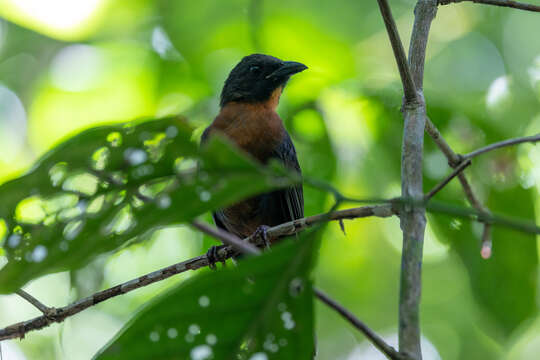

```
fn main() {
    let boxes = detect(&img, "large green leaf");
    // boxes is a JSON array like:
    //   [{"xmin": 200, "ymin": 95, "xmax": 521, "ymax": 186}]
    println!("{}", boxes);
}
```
[
  {"xmin": 94, "ymin": 231, "xmax": 317, "ymax": 360},
  {"xmin": 0, "ymin": 117, "xmax": 296, "ymax": 293}
]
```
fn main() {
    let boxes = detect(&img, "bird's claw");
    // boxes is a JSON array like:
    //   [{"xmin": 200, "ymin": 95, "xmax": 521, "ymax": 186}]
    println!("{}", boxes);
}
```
[
  {"xmin": 206, "ymin": 245, "xmax": 227, "ymax": 269},
  {"xmin": 254, "ymin": 225, "xmax": 271, "ymax": 250}
]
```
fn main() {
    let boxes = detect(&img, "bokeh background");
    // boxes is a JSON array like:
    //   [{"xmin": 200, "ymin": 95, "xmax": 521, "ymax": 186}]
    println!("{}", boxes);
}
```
[{"xmin": 1, "ymin": 0, "xmax": 540, "ymax": 359}]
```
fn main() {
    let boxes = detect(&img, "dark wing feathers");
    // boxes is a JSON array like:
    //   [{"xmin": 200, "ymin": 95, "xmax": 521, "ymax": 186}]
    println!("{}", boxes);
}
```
[{"xmin": 271, "ymin": 132, "xmax": 304, "ymax": 222}]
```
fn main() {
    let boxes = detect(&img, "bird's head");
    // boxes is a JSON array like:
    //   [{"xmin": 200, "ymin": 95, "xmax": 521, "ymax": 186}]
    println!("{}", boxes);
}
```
[{"xmin": 220, "ymin": 54, "xmax": 307, "ymax": 108}]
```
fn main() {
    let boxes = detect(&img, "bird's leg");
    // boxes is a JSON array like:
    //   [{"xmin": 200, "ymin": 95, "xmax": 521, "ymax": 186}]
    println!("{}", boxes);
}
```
[
  {"xmin": 205, "ymin": 245, "xmax": 228, "ymax": 269},
  {"xmin": 253, "ymin": 225, "xmax": 271, "ymax": 250}
]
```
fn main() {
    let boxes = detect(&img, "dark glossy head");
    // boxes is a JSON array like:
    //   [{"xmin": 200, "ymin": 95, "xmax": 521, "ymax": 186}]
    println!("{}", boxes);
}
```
[{"xmin": 220, "ymin": 54, "xmax": 307, "ymax": 107}]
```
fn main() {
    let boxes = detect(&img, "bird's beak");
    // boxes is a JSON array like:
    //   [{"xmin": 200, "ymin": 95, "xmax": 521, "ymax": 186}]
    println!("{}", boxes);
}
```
[{"xmin": 266, "ymin": 61, "xmax": 308, "ymax": 79}]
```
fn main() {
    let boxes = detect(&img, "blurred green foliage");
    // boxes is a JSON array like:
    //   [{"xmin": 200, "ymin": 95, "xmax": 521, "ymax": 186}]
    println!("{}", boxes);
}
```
[{"xmin": 0, "ymin": 0, "xmax": 539, "ymax": 359}]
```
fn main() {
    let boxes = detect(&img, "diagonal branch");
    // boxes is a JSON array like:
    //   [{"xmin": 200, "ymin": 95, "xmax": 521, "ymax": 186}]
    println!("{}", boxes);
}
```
[
  {"xmin": 463, "ymin": 134, "xmax": 540, "ymax": 160},
  {"xmin": 439, "ymin": 0, "xmax": 540, "ymax": 12},
  {"xmin": 194, "ymin": 213, "xmax": 406, "ymax": 360},
  {"xmin": 424, "ymin": 118, "xmax": 492, "ymax": 256},
  {"xmin": 376, "ymin": 0, "xmax": 436, "ymax": 358},
  {"xmin": 314, "ymin": 288, "xmax": 406, "ymax": 360},
  {"xmin": 425, "ymin": 159, "xmax": 471, "ymax": 200},
  {"xmin": 376, "ymin": 0, "xmax": 419, "ymax": 104},
  {"xmin": 2, "ymin": 197, "xmax": 539, "ymax": 341},
  {"xmin": 15, "ymin": 290, "xmax": 53, "ymax": 316},
  {"xmin": 0, "ymin": 204, "xmax": 396, "ymax": 341}
]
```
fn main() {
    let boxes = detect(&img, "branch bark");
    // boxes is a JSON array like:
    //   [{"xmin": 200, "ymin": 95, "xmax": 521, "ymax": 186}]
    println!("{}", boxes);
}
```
[
  {"xmin": 463, "ymin": 133, "xmax": 540, "ymax": 160},
  {"xmin": 2, "ymin": 196, "xmax": 539, "ymax": 341},
  {"xmin": 376, "ymin": 0, "xmax": 438, "ymax": 358},
  {"xmin": 424, "ymin": 159, "xmax": 471, "ymax": 200},
  {"xmin": 15, "ymin": 290, "xmax": 53, "ymax": 316},
  {"xmin": 424, "ymin": 117, "xmax": 492, "ymax": 255},
  {"xmin": 439, "ymin": 0, "xmax": 540, "ymax": 12},
  {"xmin": 0, "ymin": 204, "xmax": 396, "ymax": 341},
  {"xmin": 314, "ymin": 288, "xmax": 406, "ymax": 360}
]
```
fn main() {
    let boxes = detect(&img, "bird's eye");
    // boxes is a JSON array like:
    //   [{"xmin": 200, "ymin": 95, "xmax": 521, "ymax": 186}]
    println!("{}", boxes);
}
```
[{"xmin": 249, "ymin": 65, "xmax": 261, "ymax": 73}]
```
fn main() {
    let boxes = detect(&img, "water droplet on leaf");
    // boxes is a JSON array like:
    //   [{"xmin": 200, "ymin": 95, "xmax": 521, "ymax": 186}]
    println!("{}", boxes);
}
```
[
  {"xmin": 289, "ymin": 277, "xmax": 304, "ymax": 297},
  {"xmin": 149, "ymin": 331, "xmax": 160, "ymax": 342},
  {"xmin": 157, "ymin": 195, "xmax": 172, "ymax": 209},
  {"xmin": 190, "ymin": 344, "xmax": 212, "ymax": 360},
  {"xmin": 199, "ymin": 191, "xmax": 211, "ymax": 202},
  {"xmin": 7, "ymin": 234, "xmax": 21, "ymax": 248},
  {"xmin": 249, "ymin": 352, "xmax": 268, "ymax": 360},
  {"xmin": 166, "ymin": 125, "xmax": 178, "ymax": 138},
  {"xmin": 167, "ymin": 328, "xmax": 178, "ymax": 339},
  {"xmin": 188, "ymin": 324, "xmax": 200, "ymax": 335},
  {"xmin": 206, "ymin": 334, "xmax": 217, "ymax": 345},
  {"xmin": 198, "ymin": 295, "xmax": 210, "ymax": 307},
  {"xmin": 124, "ymin": 148, "xmax": 148, "ymax": 166},
  {"xmin": 30, "ymin": 245, "xmax": 47, "ymax": 262}
]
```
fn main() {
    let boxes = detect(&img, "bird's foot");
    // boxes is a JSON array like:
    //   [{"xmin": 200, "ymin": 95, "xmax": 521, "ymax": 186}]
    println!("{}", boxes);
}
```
[
  {"xmin": 206, "ymin": 245, "xmax": 228, "ymax": 269},
  {"xmin": 253, "ymin": 225, "xmax": 271, "ymax": 250}
]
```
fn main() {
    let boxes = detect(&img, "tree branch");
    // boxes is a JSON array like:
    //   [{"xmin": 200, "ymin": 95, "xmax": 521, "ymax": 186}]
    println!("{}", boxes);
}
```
[
  {"xmin": 15, "ymin": 290, "xmax": 53, "ymax": 316},
  {"xmin": 424, "ymin": 117, "xmax": 492, "ymax": 256},
  {"xmin": 439, "ymin": 0, "xmax": 540, "ymax": 12},
  {"xmin": 376, "ymin": 0, "xmax": 419, "ymax": 104},
  {"xmin": 314, "ymin": 288, "xmax": 406, "ymax": 360},
  {"xmin": 425, "ymin": 159, "xmax": 471, "ymax": 200},
  {"xmin": 191, "ymin": 220, "xmax": 260, "ymax": 255},
  {"xmin": 463, "ymin": 134, "xmax": 540, "ymax": 160},
  {"xmin": 194, "ymin": 211, "xmax": 407, "ymax": 360},
  {"xmin": 0, "ymin": 204, "xmax": 396, "ymax": 341},
  {"xmin": 2, "ymin": 195, "xmax": 539, "ymax": 341},
  {"xmin": 481, "ymin": 223, "xmax": 492, "ymax": 259},
  {"xmin": 376, "ymin": 0, "xmax": 437, "ymax": 358}
]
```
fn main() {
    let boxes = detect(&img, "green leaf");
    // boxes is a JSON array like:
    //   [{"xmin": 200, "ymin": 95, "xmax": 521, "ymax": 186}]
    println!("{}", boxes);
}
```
[
  {"xmin": 0, "ymin": 117, "xmax": 295, "ymax": 293},
  {"xmin": 94, "ymin": 232, "xmax": 317, "ymax": 360}
]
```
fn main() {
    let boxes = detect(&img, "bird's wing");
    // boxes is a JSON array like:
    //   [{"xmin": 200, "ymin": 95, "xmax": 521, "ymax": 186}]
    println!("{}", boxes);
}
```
[{"xmin": 271, "ymin": 132, "xmax": 304, "ymax": 221}]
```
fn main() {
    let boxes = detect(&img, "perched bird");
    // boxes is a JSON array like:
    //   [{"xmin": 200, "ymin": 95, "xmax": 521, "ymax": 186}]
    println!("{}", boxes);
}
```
[{"xmin": 201, "ymin": 54, "xmax": 306, "ymax": 260}]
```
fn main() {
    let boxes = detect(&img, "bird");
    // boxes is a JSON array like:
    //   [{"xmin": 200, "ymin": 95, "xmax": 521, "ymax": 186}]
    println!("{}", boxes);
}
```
[{"xmin": 201, "ymin": 53, "xmax": 307, "ymax": 262}]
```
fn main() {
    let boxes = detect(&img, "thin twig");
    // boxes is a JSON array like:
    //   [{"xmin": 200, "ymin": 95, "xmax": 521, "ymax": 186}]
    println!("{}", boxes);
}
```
[
  {"xmin": 0, "ymin": 205, "xmax": 396, "ymax": 341},
  {"xmin": 191, "ymin": 220, "xmax": 260, "ymax": 255},
  {"xmin": 424, "ymin": 200, "xmax": 540, "ymax": 234},
  {"xmin": 314, "ymin": 288, "xmax": 406, "ymax": 360},
  {"xmin": 3, "ymin": 199, "xmax": 539, "ymax": 341},
  {"xmin": 15, "ymin": 290, "xmax": 53, "ymax": 316},
  {"xmin": 424, "ymin": 117, "xmax": 492, "ymax": 255},
  {"xmin": 463, "ymin": 134, "xmax": 540, "ymax": 160},
  {"xmin": 439, "ymin": 0, "xmax": 540, "ymax": 12},
  {"xmin": 424, "ymin": 159, "xmax": 471, "ymax": 200},
  {"xmin": 194, "ymin": 216, "xmax": 406, "ymax": 360},
  {"xmin": 481, "ymin": 224, "xmax": 492, "ymax": 259},
  {"xmin": 375, "ymin": 0, "xmax": 419, "ymax": 104}
]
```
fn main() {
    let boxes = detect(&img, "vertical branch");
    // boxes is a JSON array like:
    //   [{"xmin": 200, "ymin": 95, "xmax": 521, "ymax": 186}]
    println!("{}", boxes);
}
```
[
  {"xmin": 400, "ymin": 2, "xmax": 437, "ymax": 359},
  {"xmin": 377, "ymin": 0, "xmax": 437, "ymax": 358},
  {"xmin": 398, "ymin": 104, "xmax": 427, "ymax": 360}
]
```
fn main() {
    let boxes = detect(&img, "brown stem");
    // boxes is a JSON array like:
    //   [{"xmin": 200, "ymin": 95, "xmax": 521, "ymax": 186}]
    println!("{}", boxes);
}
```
[
  {"xmin": 463, "ymin": 134, "xmax": 540, "ymax": 160},
  {"xmin": 314, "ymin": 288, "xmax": 407, "ymax": 360},
  {"xmin": 0, "ymin": 204, "xmax": 396, "ymax": 341},
  {"xmin": 425, "ymin": 160, "xmax": 471, "ymax": 200}
]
